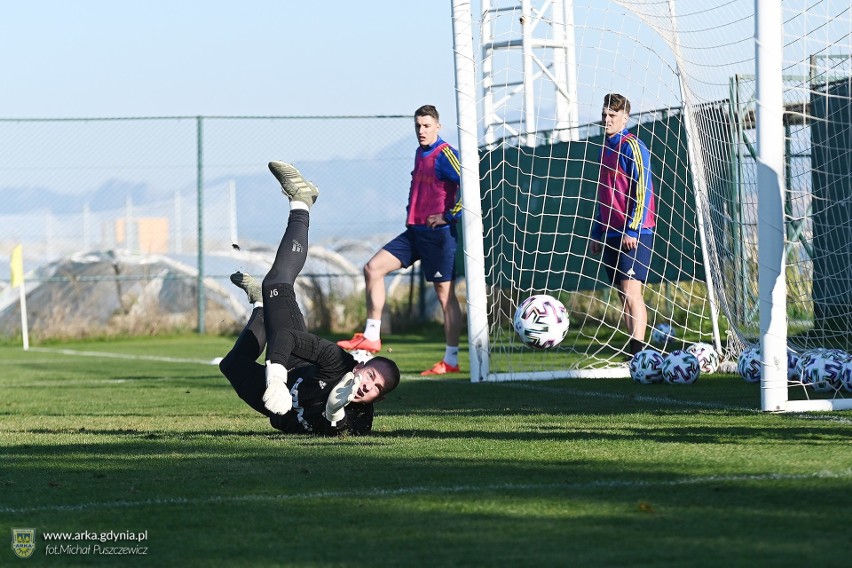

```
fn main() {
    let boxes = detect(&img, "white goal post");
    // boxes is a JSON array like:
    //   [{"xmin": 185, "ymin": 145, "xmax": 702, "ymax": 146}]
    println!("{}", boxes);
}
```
[{"xmin": 452, "ymin": 0, "xmax": 852, "ymax": 411}]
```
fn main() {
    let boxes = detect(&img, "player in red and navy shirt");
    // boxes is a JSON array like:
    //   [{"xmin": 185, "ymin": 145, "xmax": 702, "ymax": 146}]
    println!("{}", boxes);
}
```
[
  {"xmin": 590, "ymin": 93, "xmax": 656, "ymax": 356},
  {"xmin": 338, "ymin": 105, "xmax": 464, "ymax": 376}
]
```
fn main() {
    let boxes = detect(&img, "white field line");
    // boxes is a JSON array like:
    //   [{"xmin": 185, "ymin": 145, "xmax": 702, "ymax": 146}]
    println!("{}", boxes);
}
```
[
  {"xmin": 2, "ymin": 469, "xmax": 850, "ymax": 515},
  {"xmin": 26, "ymin": 346, "xmax": 219, "ymax": 366},
  {"xmin": 7, "ymin": 351, "xmax": 851, "ymax": 423},
  {"xmin": 497, "ymin": 381, "xmax": 757, "ymax": 411}
]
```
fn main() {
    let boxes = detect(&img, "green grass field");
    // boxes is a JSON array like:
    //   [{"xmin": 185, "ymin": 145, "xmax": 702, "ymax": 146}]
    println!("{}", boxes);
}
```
[{"xmin": 2, "ymin": 333, "xmax": 851, "ymax": 567}]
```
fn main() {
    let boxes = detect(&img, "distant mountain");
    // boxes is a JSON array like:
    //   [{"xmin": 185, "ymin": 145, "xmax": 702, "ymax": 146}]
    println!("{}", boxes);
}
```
[
  {"xmin": 0, "ymin": 154, "xmax": 416, "ymax": 246},
  {"xmin": 2, "ymin": 179, "xmax": 156, "ymax": 214}
]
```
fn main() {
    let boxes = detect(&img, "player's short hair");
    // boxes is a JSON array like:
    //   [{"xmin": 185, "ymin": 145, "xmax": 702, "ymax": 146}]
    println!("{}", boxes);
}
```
[
  {"xmin": 415, "ymin": 105, "xmax": 440, "ymax": 122},
  {"xmin": 368, "ymin": 356, "xmax": 401, "ymax": 397},
  {"xmin": 603, "ymin": 93, "xmax": 631, "ymax": 114}
]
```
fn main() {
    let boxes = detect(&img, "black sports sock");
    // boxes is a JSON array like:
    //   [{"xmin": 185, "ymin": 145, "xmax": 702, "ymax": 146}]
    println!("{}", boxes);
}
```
[{"xmin": 630, "ymin": 338, "xmax": 644, "ymax": 355}]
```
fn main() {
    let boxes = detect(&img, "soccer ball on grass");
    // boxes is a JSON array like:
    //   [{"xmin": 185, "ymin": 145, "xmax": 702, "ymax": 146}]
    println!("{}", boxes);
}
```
[
  {"xmin": 737, "ymin": 347, "xmax": 761, "ymax": 383},
  {"xmin": 786, "ymin": 350, "xmax": 800, "ymax": 381},
  {"xmin": 513, "ymin": 294, "xmax": 570, "ymax": 349},
  {"xmin": 662, "ymin": 349, "xmax": 700, "ymax": 385},
  {"xmin": 629, "ymin": 349, "xmax": 665, "ymax": 385},
  {"xmin": 800, "ymin": 350, "xmax": 845, "ymax": 392},
  {"xmin": 686, "ymin": 342, "xmax": 719, "ymax": 374},
  {"xmin": 650, "ymin": 323, "xmax": 676, "ymax": 347},
  {"xmin": 839, "ymin": 358, "xmax": 852, "ymax": 393}
]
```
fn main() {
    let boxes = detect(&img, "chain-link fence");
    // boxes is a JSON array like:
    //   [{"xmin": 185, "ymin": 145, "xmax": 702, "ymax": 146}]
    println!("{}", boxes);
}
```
[{"xmin": 0, "ymin": 115, "xmax": 442, "ymax": 339}]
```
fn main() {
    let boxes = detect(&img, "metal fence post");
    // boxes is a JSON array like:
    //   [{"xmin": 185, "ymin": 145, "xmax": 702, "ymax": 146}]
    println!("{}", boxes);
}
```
[{"xmin": 196, "ymin": 115, "xmax": 205, "ymax": 333}]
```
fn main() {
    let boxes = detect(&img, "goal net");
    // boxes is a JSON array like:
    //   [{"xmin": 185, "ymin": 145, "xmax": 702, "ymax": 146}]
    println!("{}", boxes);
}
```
[{"xmin": 452, "ymin": 0, "xmax": 852, "ymax": 404}]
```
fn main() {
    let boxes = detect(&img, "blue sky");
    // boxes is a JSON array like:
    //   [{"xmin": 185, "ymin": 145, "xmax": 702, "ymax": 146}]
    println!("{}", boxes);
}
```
[
  {"xmin": 1, "ymin": 0, "xmax": 460, "ymax": 120},
  {"xmin": 1, "ymin": 1, "xmax": 475, "ymax": 253},
  {"xmin": 4, "ymin": 2, "xmax": 844, "ymax": 123}
]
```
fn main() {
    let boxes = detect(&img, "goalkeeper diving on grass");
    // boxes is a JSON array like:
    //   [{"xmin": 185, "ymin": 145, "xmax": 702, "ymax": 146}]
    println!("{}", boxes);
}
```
[{"xmin": 219, "ymin": 161, "xmax": 401, "ymax": 435}]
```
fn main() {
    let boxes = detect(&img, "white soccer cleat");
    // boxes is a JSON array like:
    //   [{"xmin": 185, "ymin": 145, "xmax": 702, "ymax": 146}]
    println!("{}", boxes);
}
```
[
  {"xmin": 263, "ymin": 361, "xmax": 293, "ymax": 415},
  {"xmin": 268, "ymin": 161, "xmax": 319, "ymax": 208}
]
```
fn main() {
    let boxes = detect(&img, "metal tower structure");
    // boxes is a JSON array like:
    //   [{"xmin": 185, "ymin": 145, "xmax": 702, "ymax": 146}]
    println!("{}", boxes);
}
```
[{"xmin": 481, "ymin": 0, "xmax": 580, "ymax": 147}]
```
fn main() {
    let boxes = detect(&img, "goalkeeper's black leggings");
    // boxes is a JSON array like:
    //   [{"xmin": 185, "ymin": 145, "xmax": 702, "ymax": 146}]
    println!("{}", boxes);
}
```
[
  {"xmin": 262, "ymin": 209, "xmax": 309, "ymax": 336},
  {"xmin": 219, "ymin": 209, "xmax": 310, "ymax": 415}
]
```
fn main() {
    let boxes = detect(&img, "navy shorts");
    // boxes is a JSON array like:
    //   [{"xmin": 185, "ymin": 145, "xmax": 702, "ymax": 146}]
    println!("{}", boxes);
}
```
[
  {"xmin": 383, "ymin": 225, "xmax": 458, "ymax": 283},
  {"xmin": 602, "ymin": 232, "xmax": 654, "ymax": 284}
]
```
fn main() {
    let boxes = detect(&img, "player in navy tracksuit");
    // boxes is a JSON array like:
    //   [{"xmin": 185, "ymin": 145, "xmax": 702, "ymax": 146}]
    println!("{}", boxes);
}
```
[
  {"xmin": 219, "ymin": 162, "xmax": 400, "ymax": 435},
  {"xmin": 590, "ymin": 93, "xmax": 656, "ymax": 356},
  {"xmin": 337, "ymin": 104, "xmax": 464, "ymax": 376}
]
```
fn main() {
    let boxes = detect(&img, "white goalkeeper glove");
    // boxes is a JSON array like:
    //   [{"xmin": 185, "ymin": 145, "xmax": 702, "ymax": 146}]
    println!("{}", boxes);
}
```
[
  {"xmin": 263, "ymin": 361, "xmax": 293, "ymax": 415},
  {"xmin": 324, "ymin": 372, "xmax": 361, "ymax": 426}
]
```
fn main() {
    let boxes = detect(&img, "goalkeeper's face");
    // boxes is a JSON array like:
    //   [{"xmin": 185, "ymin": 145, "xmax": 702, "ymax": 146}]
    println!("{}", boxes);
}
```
[{"xmin": 351, "ymin": 363, "xmax": 392, "ymax": 404}]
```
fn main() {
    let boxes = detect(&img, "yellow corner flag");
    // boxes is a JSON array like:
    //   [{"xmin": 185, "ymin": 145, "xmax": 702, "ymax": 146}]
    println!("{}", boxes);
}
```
[{"xmin": 10, "ymin": 244, "xmax": 24, "ymax": 287}]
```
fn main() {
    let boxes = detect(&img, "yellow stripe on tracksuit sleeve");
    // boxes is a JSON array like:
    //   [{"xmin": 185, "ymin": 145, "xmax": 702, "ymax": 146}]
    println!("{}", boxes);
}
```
[
  {"xmin": 442, "ymin": 146, "xmax": 463, "ymax": 217},
  {"xmin": 625, "ymin": 137, "xmax": 647, "ymax": 232},
  {"xmin": 442, "ymin": 146, "xmax": 461, "ymax": 175}
]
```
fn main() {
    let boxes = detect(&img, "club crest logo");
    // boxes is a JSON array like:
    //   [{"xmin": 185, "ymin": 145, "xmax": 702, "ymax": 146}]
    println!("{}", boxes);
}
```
[{"xmin": 11, "ymin": 528, "xmax": 36, "ymax": 559}]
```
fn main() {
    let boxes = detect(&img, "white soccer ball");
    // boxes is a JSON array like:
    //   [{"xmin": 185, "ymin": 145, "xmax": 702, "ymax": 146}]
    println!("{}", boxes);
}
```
[
  {"xmin": 737, "ymin": 347, "xmax": 761, "ymax": 384},
  {"xmin": 513, "ymin": 294, "xmax": 570, "ymax": 349},
  {"xmin": 794, "ymin": 349, "xmax": 817, "ymax": 381},
  {"xmin": 826, "ymin": 350, "xmax": 852, "ymax": 368},
  {"xmin": 839, "ymin": 358, "xmax": 852, "ymax": 393},
  {"xmin": 662, "ymin": 349, "xmax": 700, "ymax": 385},
  {"xmin": 686, "ymin": 342, "xmax": 719, "ymax": 374},
  {"xmin": 801, "ymin": 351, "xmax": 845, "ymax": 392},
  {"xmin": 629, "ymin": 349, "xmax": 665, "ymax": 385},
  {"xmin": 786, "ymin": 350, "xmax": 801, "ymax": 381},
  {"xmin": 795, "ymin": 349, "xmax": 828, "ymax": 385},
  {"xmin": 650, "ymin": 323, "xmax": 676, "ymax": 347}
]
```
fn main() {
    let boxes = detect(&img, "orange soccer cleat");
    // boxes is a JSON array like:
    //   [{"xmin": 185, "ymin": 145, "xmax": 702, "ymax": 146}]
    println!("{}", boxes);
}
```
[
  {"xmin": 420, "ymin": 361, "xmax": 461, "ymax": 376},
  {"xmin": 336, "ymin": 333, "xmax": 382, "ymax": 353}
]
